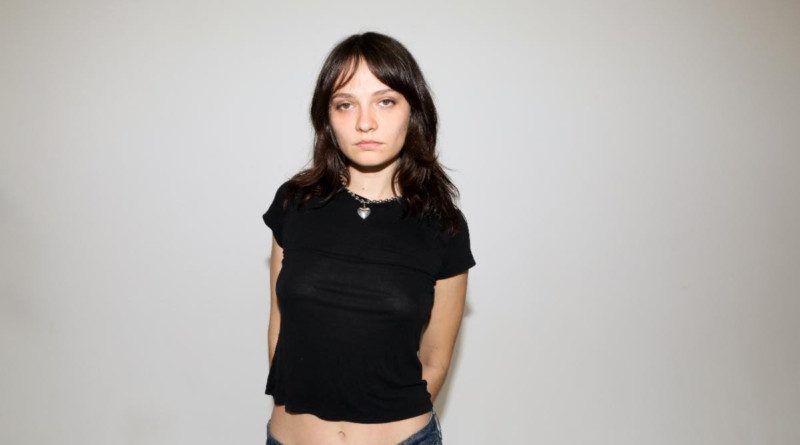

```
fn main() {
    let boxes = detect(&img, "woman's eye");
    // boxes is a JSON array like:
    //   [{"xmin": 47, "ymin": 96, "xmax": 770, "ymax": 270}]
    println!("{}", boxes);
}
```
[
  {"xmin": 379, "ymin": 99, "xmax": 396, "ymax": 107},
  {"xmin": 334, "ymin": 102, "xmax": 352, "ymax": 111}
]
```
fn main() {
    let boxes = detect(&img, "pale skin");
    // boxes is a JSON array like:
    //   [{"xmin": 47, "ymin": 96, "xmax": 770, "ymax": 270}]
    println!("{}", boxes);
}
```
[{"xmin": 267, "ymin": 58, "xmax": 469, "ymax": 445}]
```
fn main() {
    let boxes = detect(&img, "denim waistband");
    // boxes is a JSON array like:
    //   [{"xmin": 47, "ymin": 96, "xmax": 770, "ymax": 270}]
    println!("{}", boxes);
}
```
[{"xmin": 267, "ymin": 407, "xmax": 442, "ymax": 445}]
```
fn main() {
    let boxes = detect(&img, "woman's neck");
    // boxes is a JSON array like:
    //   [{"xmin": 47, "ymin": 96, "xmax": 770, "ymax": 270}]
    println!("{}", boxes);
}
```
[{"xmin": 344, "ymin": 166, "xmax": 402, "ymax": 200}]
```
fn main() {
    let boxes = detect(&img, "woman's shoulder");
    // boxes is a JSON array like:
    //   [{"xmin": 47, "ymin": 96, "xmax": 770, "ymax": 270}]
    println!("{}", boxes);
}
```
[
  {"xmin": 272, "ymin": 178, "xmax": 341, "ymax": 214},
  {"xmin": 415, "ymin": 205, "xmax": 471, "ymax": 238},
  {"xmin": 271, "ymin": 179, "xmax": 305, "ymax": 208}
]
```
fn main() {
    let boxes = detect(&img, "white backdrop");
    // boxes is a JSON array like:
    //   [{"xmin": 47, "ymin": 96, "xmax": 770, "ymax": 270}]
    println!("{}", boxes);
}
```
[{"xmin": 2, "ymin": 1, "xmax": 798, "ymax": 444}]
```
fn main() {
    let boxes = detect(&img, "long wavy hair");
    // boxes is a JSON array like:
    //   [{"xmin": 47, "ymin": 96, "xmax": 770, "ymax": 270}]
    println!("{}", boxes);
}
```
[{"xmin": 280, "ymin": 31, "xmax": 465, "ymax": 235}]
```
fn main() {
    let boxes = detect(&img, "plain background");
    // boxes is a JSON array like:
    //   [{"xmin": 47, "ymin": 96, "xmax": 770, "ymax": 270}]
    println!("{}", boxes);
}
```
[{"xmin": 2, "ymin": 1, "xmax": 798, "ymax": 444}]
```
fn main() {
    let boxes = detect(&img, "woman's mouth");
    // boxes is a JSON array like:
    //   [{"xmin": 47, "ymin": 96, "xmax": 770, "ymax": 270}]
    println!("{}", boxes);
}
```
[{"xmin": 356, "ymin": 140, "xmax": 382, "ymax": 149}]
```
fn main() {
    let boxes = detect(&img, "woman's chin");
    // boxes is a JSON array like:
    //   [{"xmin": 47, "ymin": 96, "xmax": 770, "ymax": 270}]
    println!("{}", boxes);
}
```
[{"xmin": 346, "ymin": 153, "xmax": 401, "ymax": 170}]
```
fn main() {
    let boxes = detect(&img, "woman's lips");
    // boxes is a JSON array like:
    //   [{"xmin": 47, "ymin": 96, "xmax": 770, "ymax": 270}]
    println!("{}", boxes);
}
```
[{"xmin": 356, "ymin": 141, "xmax": 382, "ymax": 149}]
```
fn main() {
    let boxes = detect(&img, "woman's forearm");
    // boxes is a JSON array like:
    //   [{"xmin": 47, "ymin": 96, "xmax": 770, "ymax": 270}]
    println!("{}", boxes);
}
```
[{"xmin": 422, "ymin": 364, "xmax": 448, "ymax": 402}]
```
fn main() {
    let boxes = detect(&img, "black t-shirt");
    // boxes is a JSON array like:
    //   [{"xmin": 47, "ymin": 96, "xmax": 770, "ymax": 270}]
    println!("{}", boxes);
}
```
[{"xmin": 262, "ymin": 180, "xmax": 476, "ymax": 423}]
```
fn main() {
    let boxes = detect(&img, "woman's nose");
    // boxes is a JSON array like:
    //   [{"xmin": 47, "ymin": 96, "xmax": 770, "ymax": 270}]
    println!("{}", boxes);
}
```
[{"xmin": 356, "ymin": 108, "xmax": 377, "ymax": 132}]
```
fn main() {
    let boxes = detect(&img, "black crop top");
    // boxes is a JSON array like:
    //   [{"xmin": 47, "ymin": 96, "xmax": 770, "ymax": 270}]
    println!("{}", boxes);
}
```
[{"xmin": 262, "ymin": 180, "xmax": 476, "ymax": 423}]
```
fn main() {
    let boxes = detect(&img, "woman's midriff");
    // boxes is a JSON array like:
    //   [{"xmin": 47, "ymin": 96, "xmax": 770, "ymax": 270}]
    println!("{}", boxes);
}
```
[{"xmin": 269, "ymin": 404, "xmax": 432, "ymax": 445}]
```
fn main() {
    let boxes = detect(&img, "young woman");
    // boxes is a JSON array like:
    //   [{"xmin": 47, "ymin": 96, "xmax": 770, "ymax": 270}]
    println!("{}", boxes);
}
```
[{"xmin": 262, "ymin": 32, "xmax": 476, "ymax": 445}]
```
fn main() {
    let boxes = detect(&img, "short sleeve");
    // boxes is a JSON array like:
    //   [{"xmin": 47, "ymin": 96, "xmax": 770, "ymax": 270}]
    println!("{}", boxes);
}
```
[
  {"xmin": 435, "ymin": 209, "xmax": 477, "ymax": 280},
  {"xmin": 262, "ymin": 181, "xmax": 290, "ymax": 248}
]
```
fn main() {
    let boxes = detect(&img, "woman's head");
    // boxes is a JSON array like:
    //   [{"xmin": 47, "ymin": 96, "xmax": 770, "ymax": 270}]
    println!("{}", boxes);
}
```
[
  {"xmin": 310, "ymin": 32, "xmax": 438, "ymax": 180},
  {"xmin": 285, "ymin": 31, "xmax": 464, "ymax": 234}
]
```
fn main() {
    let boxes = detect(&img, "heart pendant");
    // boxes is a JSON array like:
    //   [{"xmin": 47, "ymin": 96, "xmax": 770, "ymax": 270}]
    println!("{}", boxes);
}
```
[{"xmin": 357, "ymin": 207, "xmax": 371, "ymax": 219}]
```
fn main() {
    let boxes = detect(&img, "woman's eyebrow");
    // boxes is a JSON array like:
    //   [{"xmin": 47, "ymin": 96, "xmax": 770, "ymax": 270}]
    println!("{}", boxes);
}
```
[{"xmin": 331, "ymin": 88, "xmax": 395, "ymax": 100}]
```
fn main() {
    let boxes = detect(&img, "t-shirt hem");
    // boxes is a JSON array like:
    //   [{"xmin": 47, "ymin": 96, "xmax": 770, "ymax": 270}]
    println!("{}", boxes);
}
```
[{"xmin": 268, "ymin": 397, "xmax": 433, "ymax": 424}]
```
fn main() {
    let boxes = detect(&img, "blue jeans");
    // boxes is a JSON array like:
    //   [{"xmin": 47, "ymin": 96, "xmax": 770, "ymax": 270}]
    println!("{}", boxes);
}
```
[{"xmin": 267, "ymin": 408, "xmax": 443, "ymax": 445}]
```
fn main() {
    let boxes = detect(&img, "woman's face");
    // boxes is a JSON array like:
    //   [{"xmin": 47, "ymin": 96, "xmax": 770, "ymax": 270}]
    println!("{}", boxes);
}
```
[{"xmin": 329, "ymin": 59, "xmax": 411, "ymax": 171}]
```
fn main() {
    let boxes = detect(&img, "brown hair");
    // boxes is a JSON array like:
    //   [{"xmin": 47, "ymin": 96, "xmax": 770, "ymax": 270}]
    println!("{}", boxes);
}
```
[{"xmin": 280, "ymin": 31, "xmax": 466, "ymax": 235}]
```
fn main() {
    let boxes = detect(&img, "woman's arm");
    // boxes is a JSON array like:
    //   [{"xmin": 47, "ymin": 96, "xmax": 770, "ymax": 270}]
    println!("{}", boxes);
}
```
[
  {"xmin": 267, "ymin": 236, "xmax": 283, "ymax": 366},
  {"xmin": 418, "ymin": 271, "xmax": 469, "ymax": 402}
]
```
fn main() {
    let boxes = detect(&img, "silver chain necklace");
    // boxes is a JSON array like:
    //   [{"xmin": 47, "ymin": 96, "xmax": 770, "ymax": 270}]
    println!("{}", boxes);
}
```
[{"xmin": 339, "ymin": 177, "xmax": 402, "ymax": 219}]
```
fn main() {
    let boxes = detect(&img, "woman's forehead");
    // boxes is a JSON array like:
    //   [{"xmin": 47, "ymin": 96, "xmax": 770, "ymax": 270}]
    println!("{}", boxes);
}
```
[{"xmin": 333, "ymin": 59, "xmax": 386, "ymax": 93}]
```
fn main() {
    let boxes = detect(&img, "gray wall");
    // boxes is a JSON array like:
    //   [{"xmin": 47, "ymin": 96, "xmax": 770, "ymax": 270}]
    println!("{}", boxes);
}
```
[{"xmin": 1, "ymin": 1, "xmax": 798, "ymax": 443}]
